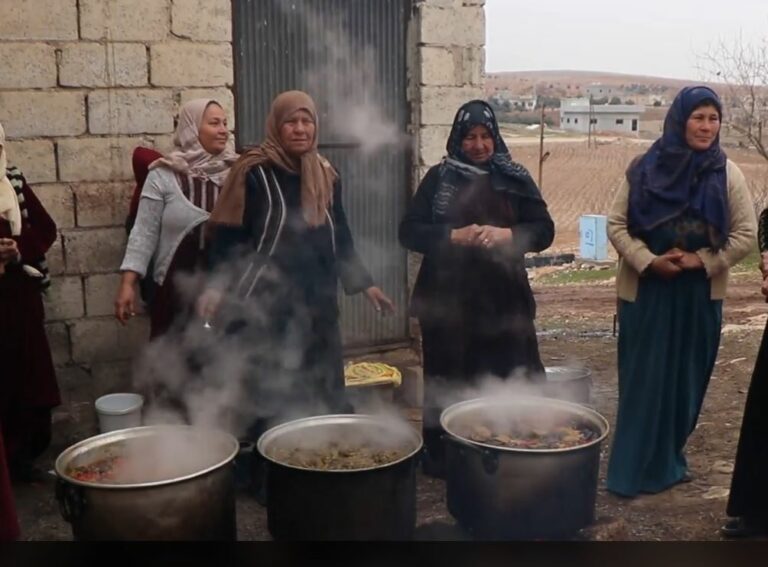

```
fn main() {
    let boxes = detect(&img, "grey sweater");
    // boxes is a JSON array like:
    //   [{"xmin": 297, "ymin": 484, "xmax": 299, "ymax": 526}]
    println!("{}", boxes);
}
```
[{"xmin": 120, "ymin": 167, "xmax": 209, "ymax": 285}]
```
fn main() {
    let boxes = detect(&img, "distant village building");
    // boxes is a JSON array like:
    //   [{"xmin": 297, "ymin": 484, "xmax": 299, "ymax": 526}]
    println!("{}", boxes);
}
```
[
  {"xmin": 560, "ymin": 99, "xmax": 644, "ymax": 135},
  {"xmin": 585, "ymin": 84, "xmax": 616, "ymax": 99}
]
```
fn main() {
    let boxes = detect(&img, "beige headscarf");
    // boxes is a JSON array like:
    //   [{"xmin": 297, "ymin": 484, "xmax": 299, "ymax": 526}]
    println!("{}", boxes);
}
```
[
  {"xmin": 149, "ymin": 98, "xmax": 239, "ymax": 187},
  {"xmin": 210, "ymin": 90, "xmax": 337, "ymax": 228},
  {"xmin": 0, "ymin": 122, "xmax": 22, "ymax": 236}
]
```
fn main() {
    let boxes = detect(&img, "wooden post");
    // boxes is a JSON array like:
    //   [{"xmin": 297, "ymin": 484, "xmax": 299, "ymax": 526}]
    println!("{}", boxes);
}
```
[{"xmin": 538, "ymin": 104, "xmax": 546, "ymax": 190}]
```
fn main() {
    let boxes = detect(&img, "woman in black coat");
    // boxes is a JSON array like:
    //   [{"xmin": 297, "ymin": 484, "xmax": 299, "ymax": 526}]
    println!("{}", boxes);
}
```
[{"xmin": 399, "ymin": 100, "xmax": 554, "ymax": 476}]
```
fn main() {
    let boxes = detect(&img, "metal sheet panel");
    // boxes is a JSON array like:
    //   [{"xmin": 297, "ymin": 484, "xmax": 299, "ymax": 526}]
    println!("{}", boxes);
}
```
[{"xmin": 232, "ymin": 0, "xmax": 411, "ymax": 347}]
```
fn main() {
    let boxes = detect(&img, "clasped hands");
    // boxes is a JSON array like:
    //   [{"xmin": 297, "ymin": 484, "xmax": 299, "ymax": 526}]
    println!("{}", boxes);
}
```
[
  {"xmin": 450, "ymin": 224, "xmax": 512, "ymax": 249},
  {"xmin": 647, "ymin": 247, "xmax": 704, "ymax": 279}
]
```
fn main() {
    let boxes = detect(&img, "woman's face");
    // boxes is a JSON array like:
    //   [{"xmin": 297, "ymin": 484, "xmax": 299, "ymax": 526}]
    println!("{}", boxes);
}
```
[
  {"xmin": 279, "ymin": 109, "xmax": 316, "ymax": 157},
  {"xmin": 198, "ymin": 103, "xmax": 229, "ymax": 155},
  {"xmin": 461, "ymin": 125, "xmax": 494, "ymax": 164},
  {"xmin": 685, "ymin": 104, "xmax": 720, "ymax": 151}
]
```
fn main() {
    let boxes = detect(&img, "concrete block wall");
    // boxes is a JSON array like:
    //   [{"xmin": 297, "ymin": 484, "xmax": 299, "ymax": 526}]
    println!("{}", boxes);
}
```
[{"xmin": 0, "ymin": 0, "xmax": 234, "ymax": 423}]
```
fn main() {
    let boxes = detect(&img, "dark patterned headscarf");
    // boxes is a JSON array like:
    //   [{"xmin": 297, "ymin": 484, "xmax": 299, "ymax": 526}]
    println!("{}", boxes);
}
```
[
  {"xmin": 434, "ymin": 100, "xmax": 542, "ymax": 219},
  {"xmin": 627, "ymin": 86, "xmax": 728, "ymax": 247}
]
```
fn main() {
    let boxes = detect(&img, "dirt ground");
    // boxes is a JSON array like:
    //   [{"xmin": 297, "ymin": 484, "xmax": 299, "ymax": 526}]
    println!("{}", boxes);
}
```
[{"xmin": 12, "ymin": 266, "xmax": 768, "ymax": 541}]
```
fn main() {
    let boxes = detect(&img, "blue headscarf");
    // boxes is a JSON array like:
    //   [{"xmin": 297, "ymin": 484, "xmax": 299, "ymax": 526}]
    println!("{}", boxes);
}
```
[
  {"xmin": 433, "ymin": 100, "xmax": 543, "ymax": 219},
  {"xmin": 627, "ymin": 86, "xmax": 728, "ymax": 247}
]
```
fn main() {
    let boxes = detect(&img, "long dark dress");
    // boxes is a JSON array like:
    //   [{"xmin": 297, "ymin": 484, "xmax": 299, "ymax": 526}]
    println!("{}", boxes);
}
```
[
  {"xmin": 209, "ymin": 165, "xmax": 373, "ymax": 430},
  {"xmin": 399, "ymin": 164, "xmax": 554, "ymax": 470},
  {"xmin": 0, "ymin": 173, "xmax": 59, "ymax": 478},
  {"xmin": 725, "ymin": 209, "xmax": 768, "ymax": 525},
  {"xmin": 606, "ymin": 214, "xmax": 722, "ymax": 497}
]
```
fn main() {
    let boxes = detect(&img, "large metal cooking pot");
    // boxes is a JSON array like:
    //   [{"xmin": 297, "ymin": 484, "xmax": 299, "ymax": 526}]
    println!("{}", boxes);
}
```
[
  {"xmin": 543, "ymin": 366, "xmax": 592, "ymax": 405},
  {"xmin": 441, "ymin": 396, "xmax": 609, "ymax": 540},
  {"xmin": 257, "ymin": 414, "xmax": 422, "ymax": 540},
  {"xmin": 55, "ymin": 425, "xmax": 239, "ymax": 541}
]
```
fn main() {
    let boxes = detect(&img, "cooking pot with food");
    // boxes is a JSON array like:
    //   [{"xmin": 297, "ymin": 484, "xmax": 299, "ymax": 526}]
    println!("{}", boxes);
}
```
[
  {"xmin": 54, "ymin": 425, "xmax": 239, "ymax": 541},
  {"xmin": 257, "ymin": 414, "xmax": 422, "ymax": 540},
  {"xmin": 440, "ymin": 396, "xmax": 609, "ymax": 540}
]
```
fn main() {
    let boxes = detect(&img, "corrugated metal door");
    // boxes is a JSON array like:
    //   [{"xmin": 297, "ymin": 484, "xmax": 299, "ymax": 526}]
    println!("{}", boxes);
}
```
[{"xmin": 232, "ymin": 0, "xmax": 411, "ymax": 349}]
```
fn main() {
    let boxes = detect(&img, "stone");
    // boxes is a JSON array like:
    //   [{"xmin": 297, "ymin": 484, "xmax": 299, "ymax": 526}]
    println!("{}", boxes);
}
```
[
  {"xmin": 419, "ymin": 5, "xmax": 484, "ymax": 47},
  {"xmin": 420, "ymin": 46, "xmax": 457, "ymax": 86},
  {"xmin": 45, "ymin": 322, "xmax": 72, "ymax": 366},
  {"xmin": 172, "ymin": 0, "xmax": 232, "ymax": 41},
  {"xmin": 62, "ymin": 227, "xmax": 127, "ymax": 274},
  {"xmin": 34, "ymin": 184, "xmax": 76, "ymax": 230},
  {"xmin": 3, "ymin": 140, "xmax": 57, "ymax": 183},
  {"xmin": 396, "ymin": 365, "xmax": 424, "ymax": 408},
  {"xmin": 59, "ymin": 42, "xmax": 148, "ymax": 87},
  {"xmin": 73, "ymin": 182, "xmax": 133, "ymax": 227},
  {"xmin": 418, "ymin": 125, "xmax": 452, "ymax": 166},
  {"xmin": 80, "ymin": 0, "xmax": 170, "ymax": 41},
  {"xmin": 151, "ymin": 42, "xmax": 233, "ymax": 87},
  {"xmin": 91, "ymin": 360, "xmax": 134, "ymax": 397},
  {"xmin": 70, "ymin": 316, "xmax": 149, "ymax": 364},
  {"xmin": 56, "ymin": 365, "xmax": 95, "ymax": 409},
  {"xmin": 88, "ymin": 89, "xmax": 175, "ymax": 135},
  {"xmin": 420, "ymin": 86, "xmax": 483, "ymax": 125},
  {"xmin": 0, "ymin": 43, "xmax": 57, "ymax": 88},
  {"xmin": 43, "ymin": 276, "xmax": 84, "ymax": 321},
  {"xmin": 46, "ymin": 237, "xmax": 66, "ymax": 276},
  {"xmin": 577, "ymin": 517, "xmax": 630, "ymax": 541},
  {"xmin": 0, "ymin": 91, "xmax": 86, "ymax": 138},
  {"xmin": 57, "ymin": 136, "xmax": 140, "ymax": 182},
  {"xmin": 0, "ymin": 0, "xmax": 78, "ymax": 40}
]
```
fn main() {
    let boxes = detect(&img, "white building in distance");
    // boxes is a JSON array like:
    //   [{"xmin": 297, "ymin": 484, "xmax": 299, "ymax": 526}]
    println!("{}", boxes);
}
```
[{"xmin": 560, "ymin": 99, "xmax": 644, "ymax": 135}]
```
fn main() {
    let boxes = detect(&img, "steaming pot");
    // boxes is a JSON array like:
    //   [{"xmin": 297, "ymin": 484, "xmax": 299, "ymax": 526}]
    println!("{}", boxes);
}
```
[
  {"xmin": 54, "ymin": 425, "xmax": 239, "ymax": 541},
  {"xmin": 257, "ymin": 414, "xmax": 422, "ymax": 540},
  {"xmin": 440, "ymin": 396, "xmax": 609, "ymax": 540}
]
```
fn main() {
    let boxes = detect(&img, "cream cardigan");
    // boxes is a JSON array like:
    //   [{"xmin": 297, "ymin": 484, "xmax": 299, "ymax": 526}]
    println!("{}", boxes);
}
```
[{"xmin": 608, "ymin": 159, "xmax": 757, "ymax": 302}]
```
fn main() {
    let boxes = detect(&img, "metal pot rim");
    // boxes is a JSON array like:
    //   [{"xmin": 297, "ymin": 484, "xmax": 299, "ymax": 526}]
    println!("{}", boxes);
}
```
[
  {"xmin": 257, "ymin": 413, "xmax": 423, "ymax": 473},
  {"xmin": 54, "ymin": 424, "xmax": 239, "ymax": 489},
  {"xmin": 440, "ymin": 396, "xmax": 610, "ymax": 454}
]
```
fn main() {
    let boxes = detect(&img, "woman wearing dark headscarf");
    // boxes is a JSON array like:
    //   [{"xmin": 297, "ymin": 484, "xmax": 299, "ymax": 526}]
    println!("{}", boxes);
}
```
[
  {"xmin": 721, "ymin": 212, "xmax": 768, "ymax": 537},
  {"xmin": 201, "ymin": 90, "xmax": 393, "ymax": 426},
  {"xmin": 606, "ymin": 86, "xmax": 756, "ymax": 497},
  {"xmin": 399, "ymin": 100, "xmax": 555, "ymax": 476}
]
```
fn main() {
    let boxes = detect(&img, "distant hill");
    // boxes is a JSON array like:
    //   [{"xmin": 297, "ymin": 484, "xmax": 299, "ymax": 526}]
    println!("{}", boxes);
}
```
[{"xmin": 486, "ymin": 70, "xmax": 725, "ymax": 98}]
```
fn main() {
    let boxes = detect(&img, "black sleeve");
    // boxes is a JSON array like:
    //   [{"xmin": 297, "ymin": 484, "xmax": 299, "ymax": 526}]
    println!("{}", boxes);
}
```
[
  {"xmin": 511, "ymin": 195, "xmax": 555, "ymax": 255},
  {"xmin": 208, "ymin": 170, "xmax": 258, "ymax": 276},
  {"xmin": 333, "ymin": 178, "xmax": 374, "ymax": 295},
  {"xmin": 398, "ymin": 166, "xmax": 451, "ymax": 255},
  {"xmin": 759, "ymin": 208, "xmax": 768, "ymax": 252}
]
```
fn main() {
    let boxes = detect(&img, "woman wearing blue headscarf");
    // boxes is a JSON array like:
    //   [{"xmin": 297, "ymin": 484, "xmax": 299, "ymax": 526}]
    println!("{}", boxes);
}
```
[
  {"xmin": 399, "ymin": 100, "xmax": 555, "ymax": 476},
  {"xmin": 606, "ymin": 86, "xmax": 757, "ymax": 497}
]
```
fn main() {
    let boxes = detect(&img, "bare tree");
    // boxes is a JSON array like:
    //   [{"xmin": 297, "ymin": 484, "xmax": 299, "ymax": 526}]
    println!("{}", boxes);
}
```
[{"xmin": 697, "ymin": 33, "xmax": 768, "ymax": 162}]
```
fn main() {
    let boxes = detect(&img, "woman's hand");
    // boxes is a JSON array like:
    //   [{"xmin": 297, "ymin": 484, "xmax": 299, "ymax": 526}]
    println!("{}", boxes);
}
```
[
  {"xmin": 477, "ymin": 226, "xmax": 513, "ymax": 249},
  {"xmin": 196, "ymin": 288, "xmax": 224, "ymax": 323},
  {"xmin": 114, "ymin": 274, "xmax": 138, "ymax": 325},
  {"xmin": 668, "ymin": 247, "xmax": 704, "ymax": 271},
  {"xmin": 648, "ymin": 251, "xmax": 684, "ymax": 279},
  {"xmin": 364, "ymin": 286, "xmax": 395, "ymax": 314},
  {"xmin": 450, "ymin": 224, "xmax": 481, "ymax": 246},
  {"xmin": 0, "ymin": 238, "xmax": 19, "ymax": 263}
]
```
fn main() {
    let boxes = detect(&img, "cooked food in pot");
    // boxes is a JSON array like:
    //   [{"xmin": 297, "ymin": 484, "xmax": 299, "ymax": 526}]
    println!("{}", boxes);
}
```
[
  {"xmin": 268, "ymin": 443, "xmax": 408, "ymax": 471},
  {"xmin": 68, "ymin": 455, "xmax": 125, "ymax": 483},
  {"xmin": 462, "ymin": 419, "xmax": 598, "ymax": 450}
]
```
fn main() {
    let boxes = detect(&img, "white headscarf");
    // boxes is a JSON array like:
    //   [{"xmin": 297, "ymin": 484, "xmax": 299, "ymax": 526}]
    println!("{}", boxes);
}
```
[
  {"xmin": 149, "ymin": 98, "xmax": 239, "ymax": 187},
  {"xmin": 0, "ymin": 122, "xmax": 22, "ymax": 236}
]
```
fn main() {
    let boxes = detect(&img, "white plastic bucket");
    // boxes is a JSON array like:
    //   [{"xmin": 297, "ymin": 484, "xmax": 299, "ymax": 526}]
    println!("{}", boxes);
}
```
[{"xmin": 94, "ymin": 393, "xmax": 144, "ymax": 433}]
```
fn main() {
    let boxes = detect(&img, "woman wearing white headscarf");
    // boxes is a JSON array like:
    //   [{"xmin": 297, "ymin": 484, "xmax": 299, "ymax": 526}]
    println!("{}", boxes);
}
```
[
  {"xmin": 115, "ymin": 98, "xmax": 238, "ymax": 338},
  {"xmin": 0, "ymin": 122, "xmax": 59, "ymax": 485}
]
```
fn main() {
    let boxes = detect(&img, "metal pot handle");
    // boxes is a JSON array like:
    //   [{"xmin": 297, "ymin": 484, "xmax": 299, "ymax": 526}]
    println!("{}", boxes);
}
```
[
  {"xmin": 55, "ymin": 478, "xmax": 86, "ymax": 523},
  {"xmin": 442, "ymin": 434, "xmax": 499, "ymax": 475}
]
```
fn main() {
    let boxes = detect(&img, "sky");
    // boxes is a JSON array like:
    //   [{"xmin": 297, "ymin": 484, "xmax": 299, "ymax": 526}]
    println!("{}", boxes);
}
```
[{"xmin": 485, "ymin": 0, "xmax": 768, "ymax": 80}]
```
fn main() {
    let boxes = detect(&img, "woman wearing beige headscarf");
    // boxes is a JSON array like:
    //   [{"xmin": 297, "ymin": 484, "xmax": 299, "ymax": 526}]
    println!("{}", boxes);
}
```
[
  {"xmin": 115, "ymin": 98, "xmax": 238, "ymax": 338},
  {"xmin": 200, "ymin": 91, "xmax": 393, "ymax": 452},
  {"xmin": 0, "ymin": 122, "xmax": 59, "ymax": 486}
]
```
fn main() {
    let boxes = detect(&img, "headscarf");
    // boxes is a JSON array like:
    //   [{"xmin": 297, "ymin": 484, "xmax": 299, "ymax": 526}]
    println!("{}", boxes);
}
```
[
  {"xmin": 149, "ymin": 98, "xmax": 239, "ymax": 187},
  {"xmin": 433, "ymin": 100, "xmax": 542, "ymax": 219},
  {"xmin": 0, "ymin": 122, "xmax": 22, "ymax": 236},
  {"xmin": 627, "ymin": 86, "xmax": 728, "ymax": 247},
  {"xmin": 210, "ymin": 90, "xmax": 337, "ymax": 228}
]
